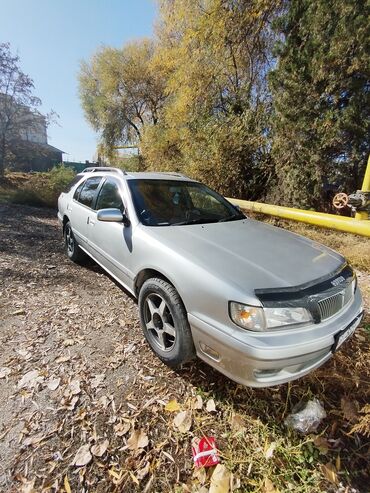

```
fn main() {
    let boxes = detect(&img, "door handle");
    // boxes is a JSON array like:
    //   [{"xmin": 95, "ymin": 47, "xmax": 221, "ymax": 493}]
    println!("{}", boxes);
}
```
[{"xmin": 87, "ymin": 217, "xmax": 96, "ymax": 226}]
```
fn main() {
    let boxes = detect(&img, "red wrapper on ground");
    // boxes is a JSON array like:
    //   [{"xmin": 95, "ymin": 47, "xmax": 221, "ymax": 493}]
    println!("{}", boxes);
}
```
[{"xmin": 191, "ymin": 436, "xmax": 220, "ymax": 468}]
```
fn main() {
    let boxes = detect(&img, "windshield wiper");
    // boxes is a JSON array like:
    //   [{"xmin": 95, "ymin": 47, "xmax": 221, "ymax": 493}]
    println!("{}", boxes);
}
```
[
  {"xmin": 218, "ymin": 213, "xmax": 245, "ymax": 223},
  {"xmin": 172, "ymin": 217, "xmax": 219, "ymax": 226}
]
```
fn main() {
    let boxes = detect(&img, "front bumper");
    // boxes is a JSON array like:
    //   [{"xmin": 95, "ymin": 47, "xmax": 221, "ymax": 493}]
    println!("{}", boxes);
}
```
[{"xmin": 188, "ymin": 289, "xmax": 364, "ymax": 387}]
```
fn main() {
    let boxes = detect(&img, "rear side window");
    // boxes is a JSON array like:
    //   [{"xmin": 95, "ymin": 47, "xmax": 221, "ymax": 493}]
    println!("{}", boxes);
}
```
[
  {"xmin": 77, "ymin": 177, "xmax": 102, "ymax": 208},
  {"xmin": 73, "ymin": 181, "xmax": 85, "ymax": 201},
  {"xmin": 95, "ymin": 178, "xmax": 123, "ymax": 210},
  {"xmin": 63, "ymin": 174, "xmax": 84, "ymax": 193}
]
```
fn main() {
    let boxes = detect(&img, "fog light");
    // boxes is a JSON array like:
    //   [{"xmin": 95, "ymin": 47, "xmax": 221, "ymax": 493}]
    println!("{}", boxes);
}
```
[{"xmin": 254, "ymin": 368, "xmax": 280, "ymax": 378}]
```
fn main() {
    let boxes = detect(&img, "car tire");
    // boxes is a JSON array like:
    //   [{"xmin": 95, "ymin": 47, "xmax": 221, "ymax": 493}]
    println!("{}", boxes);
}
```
[
  {"xmin": 138, "ymin": 278, "xmax": 195, "ymax": 368},
  {"xmin": 64, "ymin": 221, "xmax": 87, "ymax": 264}
]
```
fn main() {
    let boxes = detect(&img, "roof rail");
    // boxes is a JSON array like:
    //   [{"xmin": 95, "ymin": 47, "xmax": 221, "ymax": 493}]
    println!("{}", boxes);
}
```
[
  {"xmin": 161, "ymin": 171, "xmax": 189, "ymax": 178},
  {"xmin": 82, "ymin": 166, "xmax": 127, "ymax": 175}
]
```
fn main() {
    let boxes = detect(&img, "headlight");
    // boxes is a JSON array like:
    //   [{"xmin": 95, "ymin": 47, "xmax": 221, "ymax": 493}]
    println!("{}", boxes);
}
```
[{"xmin": 229, "ymin": 302, "xmax": 312, "ymax": 332}]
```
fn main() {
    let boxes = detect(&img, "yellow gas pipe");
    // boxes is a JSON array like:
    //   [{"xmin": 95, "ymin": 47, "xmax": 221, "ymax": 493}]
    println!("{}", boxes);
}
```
[
  {"xmin": 228, "ymin": 156, "xmax": 370, "ymax": 238},
  {"xmin": 355, "ymin": 155, "xmax": 370, "ymax": 220}
]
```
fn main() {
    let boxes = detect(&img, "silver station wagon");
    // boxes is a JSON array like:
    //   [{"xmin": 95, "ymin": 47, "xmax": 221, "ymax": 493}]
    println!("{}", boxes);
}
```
[{"xmin": 58, "ymin": 167, "xmax": 364, "ymax": 387}]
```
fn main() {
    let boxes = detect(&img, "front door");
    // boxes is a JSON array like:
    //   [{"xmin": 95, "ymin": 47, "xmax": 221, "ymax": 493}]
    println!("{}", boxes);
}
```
[{"xmin": 87, "ymin": 176, "xmax": 134, "ymax": 290}]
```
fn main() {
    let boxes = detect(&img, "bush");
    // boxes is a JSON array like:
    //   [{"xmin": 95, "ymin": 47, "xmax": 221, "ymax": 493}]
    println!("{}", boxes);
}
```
[
  {"xmin": 1, "ymin": 165, "xmax": 76, "ymax": 208},
  {"xmin": 48, "ymin": 165, "xmax": 76, "ymax": 194},
  {"xmin": 9, "ymin": 188, "xmax": 47, "ymax": 207}
]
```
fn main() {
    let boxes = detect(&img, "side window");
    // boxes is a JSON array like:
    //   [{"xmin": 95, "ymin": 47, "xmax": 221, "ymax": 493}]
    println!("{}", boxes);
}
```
[
  {"xmin": 95, "ymin": 178, "xmax": 123, "ymax": 210},
  {"xmin": 73, "ymin": 181, "xmax": 85, "ymax": 201},
  {"xmin": 77, "ymin": 177, "xmax": 102, "ymax": 208}
]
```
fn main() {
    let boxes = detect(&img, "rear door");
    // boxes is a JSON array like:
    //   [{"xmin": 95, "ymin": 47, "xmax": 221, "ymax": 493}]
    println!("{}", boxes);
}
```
[
  {"xmin": 69, "ymin": 176, "xmax": 102, "ymax": 250},
  {"xmin": 87, "ymin": 176, "xmax": 134, "ymax": 289}
]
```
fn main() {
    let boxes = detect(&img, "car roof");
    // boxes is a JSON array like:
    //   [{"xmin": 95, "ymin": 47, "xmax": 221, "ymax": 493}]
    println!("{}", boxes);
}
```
[{"xmin": 80, "ymin": 167, "xmax": 196, "ymax": 182}]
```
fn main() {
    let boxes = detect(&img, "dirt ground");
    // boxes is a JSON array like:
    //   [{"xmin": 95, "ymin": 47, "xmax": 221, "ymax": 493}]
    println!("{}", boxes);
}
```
[{"xmin": 0, "ymin": 204, "xmax": 369, "ymax": 493}]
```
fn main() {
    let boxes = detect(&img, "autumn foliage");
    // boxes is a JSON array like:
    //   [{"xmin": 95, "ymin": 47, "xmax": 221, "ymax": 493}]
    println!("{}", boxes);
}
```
[{"xmin": 79, "ymin": 0, "xmax": 370, "ymax": 208}]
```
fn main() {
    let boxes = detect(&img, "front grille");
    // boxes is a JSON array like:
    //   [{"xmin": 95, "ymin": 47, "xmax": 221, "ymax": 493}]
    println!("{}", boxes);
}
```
[{"xmin": 317, "ymin": 283, "xmax": 353, "ymax": 321}]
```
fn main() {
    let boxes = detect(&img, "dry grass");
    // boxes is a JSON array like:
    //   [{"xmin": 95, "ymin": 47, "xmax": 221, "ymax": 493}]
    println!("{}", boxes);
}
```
[{"xmin": 0, "ymin": 169, "xmax": 74, "ymax": 208}]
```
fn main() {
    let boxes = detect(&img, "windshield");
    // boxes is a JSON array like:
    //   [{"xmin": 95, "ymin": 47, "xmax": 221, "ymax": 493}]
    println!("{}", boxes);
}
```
[{"xmin": 128, "ymin": 179, "xmax": 245, "ymax": 226}]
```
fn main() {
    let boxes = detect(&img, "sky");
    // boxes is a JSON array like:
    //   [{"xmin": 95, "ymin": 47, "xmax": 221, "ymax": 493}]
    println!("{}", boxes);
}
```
[{"xmin": 0, "ymin": 0, "xmax": 157, "ymax": 162}]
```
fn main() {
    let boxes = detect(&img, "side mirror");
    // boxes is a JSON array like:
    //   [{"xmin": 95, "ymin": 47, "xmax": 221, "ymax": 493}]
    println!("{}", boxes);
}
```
[{"xmin": 97, "ymin": 208, "xmax": 130, "ymax": 225}]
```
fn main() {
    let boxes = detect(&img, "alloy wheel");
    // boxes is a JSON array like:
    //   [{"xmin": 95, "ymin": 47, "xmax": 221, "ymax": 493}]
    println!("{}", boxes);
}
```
[
  {"xmin": 143, "ymin": 293, "xmax": 176, "ymax": 351},
  {"xmin": 65, "ymin": 225, "xmax": 74, "ymax": 255}
]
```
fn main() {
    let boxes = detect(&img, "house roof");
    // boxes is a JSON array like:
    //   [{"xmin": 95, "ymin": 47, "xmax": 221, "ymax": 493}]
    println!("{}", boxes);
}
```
[{"xmin": 39, "ymin": 143, "xmax": 64, "ymax": 154}]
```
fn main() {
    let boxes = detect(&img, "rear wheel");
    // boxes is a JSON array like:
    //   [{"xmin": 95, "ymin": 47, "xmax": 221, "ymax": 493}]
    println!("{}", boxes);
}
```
[
  {"xmin": 138, "ymin": 278, "xmax": 195, "ymax": 368},
  {"xmin": 64, "ymin": 221, "xmax": 87, "ymax": 264}
]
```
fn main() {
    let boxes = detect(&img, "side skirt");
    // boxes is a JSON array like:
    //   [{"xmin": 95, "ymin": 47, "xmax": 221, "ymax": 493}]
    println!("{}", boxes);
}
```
[{"xmin": 78, "ymin": 245, "xmax": 136, "ymax": 298}]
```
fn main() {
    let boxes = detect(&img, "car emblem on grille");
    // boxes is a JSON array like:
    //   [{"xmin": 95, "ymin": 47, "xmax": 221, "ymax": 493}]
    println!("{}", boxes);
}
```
[{"xmin": 331, "ymin": 275, "xmax": 345, "ymax": 287}]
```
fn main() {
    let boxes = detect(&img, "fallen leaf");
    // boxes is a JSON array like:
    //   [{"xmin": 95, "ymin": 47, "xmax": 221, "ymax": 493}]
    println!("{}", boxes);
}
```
[
  {"xmin": 264, "ymin": 442, "xmax": 276, "ymax": 460},
  {"xmin": 341, "ymin": 397, "xmax": 358, "ymax": 423},
  {"xmin": 19, "ymin": 478, "xmax": 36, "ymax": 493},
  {"xmin": 193, "ymin": 395, "xmax": 203, "ymax": 410},
  {"xmin": 165, "ymin": 399, "xmax": 181, "ymax": 412},
  {"xmin": 55, "ymin": 354, "xmax": 71, "ymax": 363},
  {"xmin": 321, "ymin": 462, "xmax": 338, "ymax": 485},
  {"xmin": 127, "ymin": 429, "xmax": 149, "ymax": 450},
  {"xmin": 69, "ymin": 379, "xmax": 81, "ymax": 395},
  {"xmin": 64, "ymin": 475, "xmax": 72, "ymax": 493},
  {"xmin": 17, "ymin": 348, "xmax": 31, "ymax": 359},
  {"xmin": 230, "ymin": 413, "xmax": 245, "ymax": 432},
  {"xmin": 65, "ymin": 395, "xmax": 79, "ymax": 410},
  {"xmin": 17, "ymin": 370, "xmax": 43, "ymax": 389},
  {"xmin": 0, "ymin": 367, "xmax": 11, "ymax": 379},
  {"xmin": 99, "ymin": 395, "xmax": 111, "ymax": 409},
  {"xmin": 91, "ymin": 439, "xmax": 109, "ymax": 457},
  {"xmin": 263, "ymin": 478, "xmax": 278, "ymax": 493},
  {"xmin": 72, "ymin": 444, "xmax": 92, "ymax": 466},
  {"xmin": 114, "ymin": 421, "xmax": 131, "ymax": 437},
  {"xmin": 91, "ymin": 373, "xmax": 105, "ymax": 389},
  {"xmin": 137, "ymin": 461, "xmax": 150, "ymax": 480},
  {"xmin": 313, "ymin": 436, "xmax": 330, "ymax": 454},
  {"xmin": 173, "ymin": 410, "xmax": 192, "ymax": 433},
  {"xmin": 47, "ymin": 377, "xmax": 60, "ymax": 391},
  {"xmin": 63, "ymin": 338, "xmax": 75, "ymax": 347},
  {"xmin": 209, "ymin": 464, "xmax": 231, "ymax": 493},
  {"xmin": 206, "ymin": 399, "xmax": 216, "ymax": 413}
]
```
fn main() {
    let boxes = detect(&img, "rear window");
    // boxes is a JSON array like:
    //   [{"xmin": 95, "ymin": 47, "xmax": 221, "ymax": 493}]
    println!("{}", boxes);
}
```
[{"xmin": 63, "ymin": 174, "xmax": 84, "ymax": 193}]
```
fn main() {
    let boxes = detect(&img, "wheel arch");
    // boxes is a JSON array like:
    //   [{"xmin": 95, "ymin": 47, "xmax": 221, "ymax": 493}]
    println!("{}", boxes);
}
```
[
  {"xmin": 62, "ymin": 215, "xmax": 70, "ymax": 233},
  {"xmin": 134, "ymin": 268, "xmax": 187, "ymax": 309}
]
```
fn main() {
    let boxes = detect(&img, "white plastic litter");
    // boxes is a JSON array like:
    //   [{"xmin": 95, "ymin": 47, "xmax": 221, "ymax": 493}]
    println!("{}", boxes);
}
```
[{"xmin": 285, "ymin": 398, "xmax": 326, "ymax": 434}]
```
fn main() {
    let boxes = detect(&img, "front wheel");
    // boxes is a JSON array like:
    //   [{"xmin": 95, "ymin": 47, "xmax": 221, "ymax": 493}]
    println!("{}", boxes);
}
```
[
  {"xmin": 64, "ymin": 221, "xmax": 87, "ymax": 264},
  {"xmin": 138, "ymin": 278, "xmax": 195, "ymax": 368}
]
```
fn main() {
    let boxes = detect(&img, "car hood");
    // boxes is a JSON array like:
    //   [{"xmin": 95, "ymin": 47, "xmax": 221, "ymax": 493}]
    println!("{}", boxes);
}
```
[{"xmin": 145, "ymin": 218, "xmax": 345, "ymax": 291}]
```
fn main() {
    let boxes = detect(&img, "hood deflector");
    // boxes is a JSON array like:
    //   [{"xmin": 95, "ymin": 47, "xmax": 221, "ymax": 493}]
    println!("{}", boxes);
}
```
[{"xmin": 255, "ymin": 263, "xmax": 353, "ymax": 305}]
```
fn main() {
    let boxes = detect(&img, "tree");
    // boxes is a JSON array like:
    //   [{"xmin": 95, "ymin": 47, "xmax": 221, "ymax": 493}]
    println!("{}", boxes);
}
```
[
  {"xmin": 0, "ymin": 43, "xmax": 42, "ymax": 176},
  {"xmin": 141, "ymin": 0, "xmax": 280, "ymax": 198},
  {"xmin": 270, "ymin": 0, "xmax": 370, "ymax": 209},
  {"xmin": 79, "ymin": 39, "xmax": 167, "ymax": 157}
]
